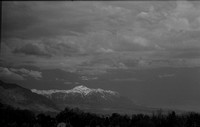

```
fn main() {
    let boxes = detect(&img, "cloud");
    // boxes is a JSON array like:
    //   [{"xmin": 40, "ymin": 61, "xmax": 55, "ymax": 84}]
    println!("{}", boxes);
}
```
[
  {"xmin": 2, "ymin": 2, "xmax": 91, "ymax": 39},
  {"xmin": 13, "ymin": 43, "xmax": 51, "ymax": 57},
  {"xmin": 64, "ymin": 81, "xmax": 72, "ymax": 84},
  {"xmin": 165, "ymin": 17, "xmax": 190, "ymax": 31},
  {"xmin": 124, "ymin": 36, "xmax": 149, "ymax": 47},
  {"xmin": 94, "ymin": 3, "xmax": 131, "ymax": 24},
  {"xmin": 10, "ymin": 68, "xmax": 42, "ymax": 79},
  {"xmin": 96, "ymin": 4, "xmax": 130, "ymax": 15},
  {"xmin": 81, "ymin": 76, "xmax": 98, "ymax": 81},
  {"xmin": 158, "ymin": 74, "xmax": 175, "ymax": 78},
  {"xmin": 1, "ymin": 1, "xmax": 200, "ymax": 75},
  {"xmin": 2, "ymin": 2, "xmax": 131, "ymax": 40},
  {"xmin": 64, "ymin": 81, "xmax": 80, "ymax": 85},
  {"xmin": 172, "ymin": 51, "xmax": 200, "ymax": 59},
  {"xmin": 134, "ymin": 1, "xmax": 200, "ymax": 54},
  {"xmin": 42, "ymin": 38, "xmax": 80, "ymax": 56},
  {"xmin": 6, "ymin": 37, "xmax": 81, "ymax": 57},
  {"xmin": 97, "ymin": 48, "xmax": 114, "ymax": 53},
  {"xmin": 137, "ymin": 6, "xmax": 164, "ymax": 24},
  {"xmin": 164, "ymin": 1, "xmax": 200, "ymax": 31},
  {"xmin": 113, "ymin": 78, "xmax": 141, "ymax": 82},
  {"xmin": 0, "ymin": 67, "xmax": 25, "ymax": 80}
]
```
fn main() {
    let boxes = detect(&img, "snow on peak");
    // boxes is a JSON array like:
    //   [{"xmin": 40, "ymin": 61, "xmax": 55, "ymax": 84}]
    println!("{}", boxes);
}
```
[
  {"xmin": 72, "ymin": 85, "xmax": 92, "ymax": 95},
  {"xmin": 73, "ymin": 85, "xmax": 90, "ymax": 91},
  {"xmin": 31, "ymin": 85, "xmax": 119, "ymax": 96}
]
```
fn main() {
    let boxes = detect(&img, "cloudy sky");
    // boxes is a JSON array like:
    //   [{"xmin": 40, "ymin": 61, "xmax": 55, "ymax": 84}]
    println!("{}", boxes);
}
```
[{"xmin": 1, "ymin": 1, "xmax": 200, "ymax": 112}]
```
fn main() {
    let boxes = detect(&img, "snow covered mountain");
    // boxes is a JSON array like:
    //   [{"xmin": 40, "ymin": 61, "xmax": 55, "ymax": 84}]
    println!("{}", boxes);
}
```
[
  {"xmin": 0, "ymin": 81, "xmax": 172, "ymax": 114},
  {"xmin": 31, "ymin": 85, "xmax": 142, "ymax": 113},
  {"xmin": 31, "ymin": 85, "xmax": 119, "ymax": 97}
]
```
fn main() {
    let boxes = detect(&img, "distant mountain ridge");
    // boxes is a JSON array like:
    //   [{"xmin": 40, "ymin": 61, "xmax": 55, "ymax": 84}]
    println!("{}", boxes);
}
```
[
  {"xmin": 31, "ymin": 85, "xmax": 125, "ymax": 109},
  {"xmin": 31, "ymin": 85, "xmax": 119, "ymax": 96},
  {"xmin": 0, "ymin": 80, "xmax": 156, "ymax": 114},
  {"xmin": 31, "ymin": 85, "xmax": 154, "ymax": 114},
  {"xmin": 0, "ymin": 80, "xmax": 59, "ymax": 113}
]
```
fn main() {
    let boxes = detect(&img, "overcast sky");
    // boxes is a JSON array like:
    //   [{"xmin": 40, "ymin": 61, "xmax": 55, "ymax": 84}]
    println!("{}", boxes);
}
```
[{"xmin": 1, "ymin": 1, "xmax": 200, "ymax": 112}]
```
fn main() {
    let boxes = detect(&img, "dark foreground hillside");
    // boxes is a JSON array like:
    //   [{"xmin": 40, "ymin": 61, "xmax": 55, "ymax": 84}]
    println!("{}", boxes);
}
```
[{"xmin": 1, "ymin": 103, "xmax": 200, "ymax": 127}]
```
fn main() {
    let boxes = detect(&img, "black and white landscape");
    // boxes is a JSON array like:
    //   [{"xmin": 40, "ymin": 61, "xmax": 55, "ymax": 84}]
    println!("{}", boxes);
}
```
[
  {"xmin": 0, "ymin": 80, "xmax": 154, "ymax": 114},
  {"xmin": 1, "ymin": 1, "xmax": 200, "ymax": 127}
]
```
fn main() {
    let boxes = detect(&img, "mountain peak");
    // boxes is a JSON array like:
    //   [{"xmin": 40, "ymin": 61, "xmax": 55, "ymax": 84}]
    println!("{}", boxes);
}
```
[
  {"xmin": 72, "ymin": 85, "xmax": 91, "ymax": 95},
  {"xmin": 73, "ymin": 85, "xmax": 90, "ymax": 90}
]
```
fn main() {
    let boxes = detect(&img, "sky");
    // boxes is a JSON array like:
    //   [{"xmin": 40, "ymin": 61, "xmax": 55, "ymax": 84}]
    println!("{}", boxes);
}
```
[{"xmin": 1, "ymin": 1, "xmax": 200, "ymax": 112}]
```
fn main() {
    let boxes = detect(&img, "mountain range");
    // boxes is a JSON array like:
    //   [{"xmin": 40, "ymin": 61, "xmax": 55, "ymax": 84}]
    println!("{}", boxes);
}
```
[{"xmin": 0, "ymin": 80, "xmax": 155, "ymax": 114}]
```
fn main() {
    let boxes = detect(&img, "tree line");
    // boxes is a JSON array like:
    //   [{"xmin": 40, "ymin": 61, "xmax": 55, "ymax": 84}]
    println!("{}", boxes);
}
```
[{"xmin": 1, "ymin": 103, "xmax": 200, "ymax": 127}]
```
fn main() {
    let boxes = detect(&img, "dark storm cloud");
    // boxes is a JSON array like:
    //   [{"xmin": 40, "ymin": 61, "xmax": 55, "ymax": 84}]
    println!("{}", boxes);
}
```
[
  {"xmin": 173, "ymin": 51, "xmax": 200, "ymax": 59},
  {"xmin": 13, "ymin": 43, "xmax": 51, "ymax": 57},
  {"xmin": 1, "ymin": 1, "xmax": 200, "ymax": 75},
  {"xmin": 41, "ymin": 38, "xmax": 81, "ymax": 56},
  {"xmin": 2, "ymin": 2, "xmax": 90, "ymax": 39},
  {"xmin": 10, "ymin": 68, "xmax": 42, "ymax": 79},
  {"xmin": 0, "ymin": 67, "xmax": 42, "ymax": 80}
]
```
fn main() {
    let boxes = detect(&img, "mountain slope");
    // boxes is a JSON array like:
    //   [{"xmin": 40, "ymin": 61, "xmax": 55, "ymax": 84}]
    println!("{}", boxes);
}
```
[
  {"xmin": 0, "ymin": 80, "xmax": 59, "ymax": 112},
  {"xmin": 31, "ymin": 85, "xmax": 153, "ymax": 114}
]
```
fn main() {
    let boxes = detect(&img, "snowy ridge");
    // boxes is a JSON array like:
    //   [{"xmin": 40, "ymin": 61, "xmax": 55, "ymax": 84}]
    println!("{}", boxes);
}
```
[{"xmin": 31, "ymin": 85, "xmax": 119, "ymax": 96}]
